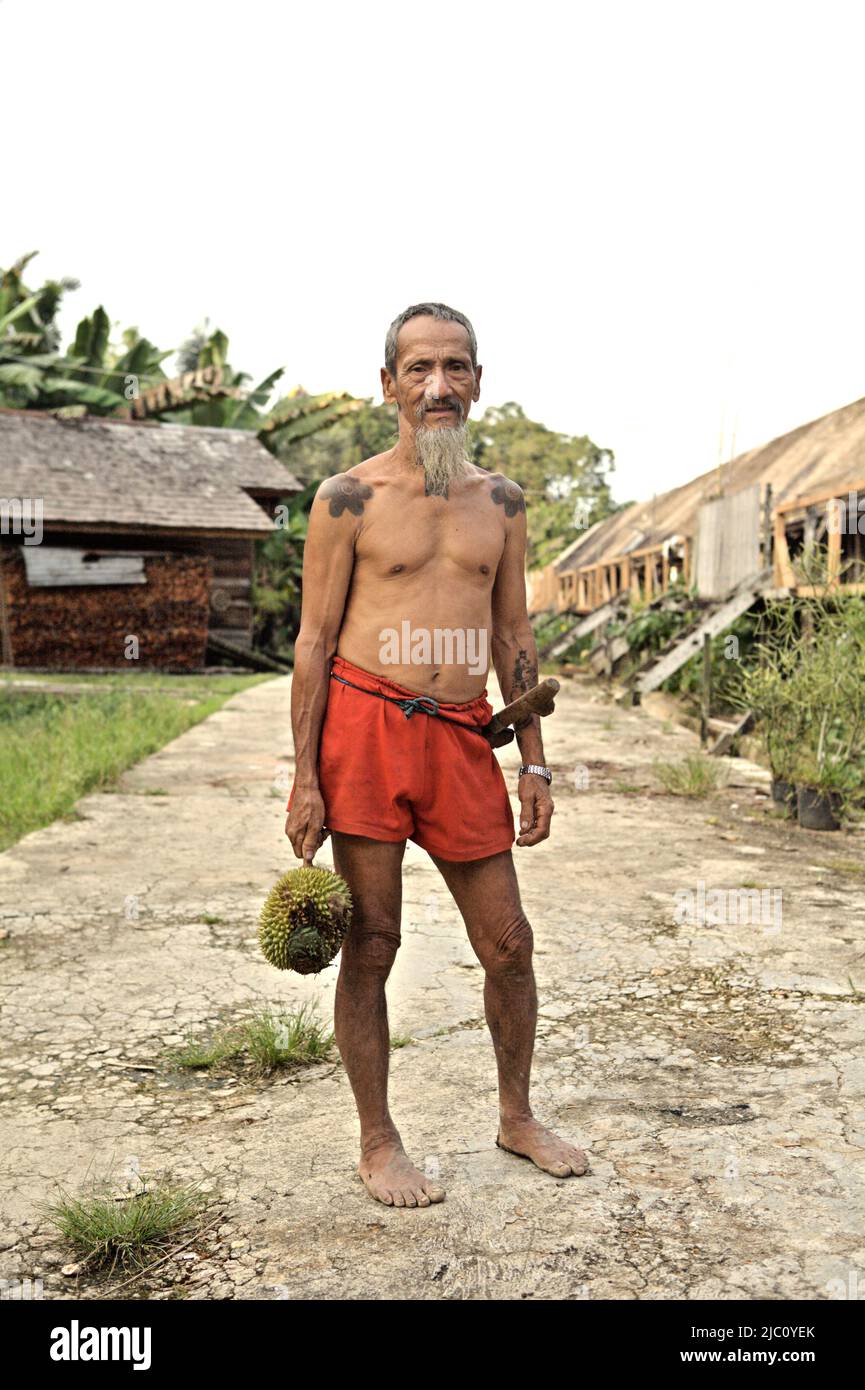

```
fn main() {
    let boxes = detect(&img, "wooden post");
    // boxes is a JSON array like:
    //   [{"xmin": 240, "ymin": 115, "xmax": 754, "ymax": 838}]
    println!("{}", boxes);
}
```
[
  {"xmin": 700, "ymin": 632, "xmax": 712, "ymax": 745},
  {"xmin": 0, "ymin": 553, "xmax": 13, "ymax": 667},
  {"xmin": 827, "ymin": 497, "xmax": 841, "ymax": 585},
  {"xmin": 774, "ymin": 515, "xmax": 795, "ymax": 589},
  {"xmin": 762, "ymin": 483, "xmax": 773, "ymax": 571}
]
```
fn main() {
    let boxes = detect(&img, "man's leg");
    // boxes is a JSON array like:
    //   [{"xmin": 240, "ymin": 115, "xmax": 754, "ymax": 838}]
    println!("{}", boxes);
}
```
[
  {"xmin": 330, "ymin": 830, "xmax": 446, "ymax": 1207},
  {"xmin": 429, "ymin": 848, "xmax": 589, "ymax": 1177}
]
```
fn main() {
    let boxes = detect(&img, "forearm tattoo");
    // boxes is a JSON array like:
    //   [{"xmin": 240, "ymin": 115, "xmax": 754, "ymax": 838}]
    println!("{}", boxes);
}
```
[
  {"xmin": 512, "ymin": 647, "xmax": 537, "ymax": 696},
  {"xmin": 511, "ymin": 647, "xmax": 538, "ymax": 730},
  {"xmin": 320, "ymin": 475, "xmax": 374, "ymax": 517}
]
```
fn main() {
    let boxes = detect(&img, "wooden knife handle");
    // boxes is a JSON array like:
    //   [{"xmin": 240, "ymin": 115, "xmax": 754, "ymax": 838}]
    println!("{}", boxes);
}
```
[{"xmin": 480, "ymin": 678, "xmax": 560, "ymax": 745}]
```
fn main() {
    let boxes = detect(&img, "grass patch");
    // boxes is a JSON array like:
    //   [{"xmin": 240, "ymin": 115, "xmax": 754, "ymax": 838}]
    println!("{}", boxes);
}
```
[
  {"xmin": 0, "ymin": 670, "xmax": 271, "ymax": 696},
  {"xmin": 42, "ymin": 1172, "xmax": 216, "ymax": 1276},
  {"xmin": 824, "ymin": 859, "xmax": 865, "ymax": 877},
  {"xmin": 166, "ymin": 1001, "xmax": 335, "ymax": 1079},
  {"xmin": 653, "ymin": 754, "xmax": 725, "ymax": 798},
  {"xmin": 390, "ymin": 1032, "xmax": 413, "ymax": 1049},
  {"xmin": 614, "ymin": 779, "xmax": 641, "ymax": 794},
  {"xmin": 0, "ymin": 674, "xmax": 269, "ymax": 851}
]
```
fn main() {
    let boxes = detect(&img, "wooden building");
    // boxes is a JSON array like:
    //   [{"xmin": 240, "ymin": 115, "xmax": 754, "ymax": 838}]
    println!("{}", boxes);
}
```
[
  {"xmin": 530, "ymin": 392, "xmax": 865, "ymax": 616},
  {"xmin": 0, "ymin": 409, "xmax": 301, "ymax": 670}
]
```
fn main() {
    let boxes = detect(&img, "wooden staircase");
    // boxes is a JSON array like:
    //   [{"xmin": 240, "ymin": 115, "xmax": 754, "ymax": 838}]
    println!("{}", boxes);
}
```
[
  {"xmin": 626, "ymin": 570, "xmax": 771, "ymax": 703},
  {"xmin": 540, "ymin": 594, "xmax": 631, "ymax": 660}
]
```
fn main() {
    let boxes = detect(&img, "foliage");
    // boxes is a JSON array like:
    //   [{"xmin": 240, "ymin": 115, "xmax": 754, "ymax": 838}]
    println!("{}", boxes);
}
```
[
  {"xmin": 467, "ymin": 400, "xmax": 620, "ymax": 568},
  {"xmin": 0, "ymin": 252, "xmax": 165, "ymax": 416},
  {"xmin": 618, "ymin": 592, "xmax": 700, "ymax": 658},
  {"xmin": 167, "ymin": 1000, "xmax": 335, "ymax": 1078},
  {"xmin": 251, "ymin": 480, "xmax": 319, "ymax": 658},
  {"xmin": 652, "ymin": 753, "xmax": 726, "ymax": 797},
  {"xmin": 666, "ymin": 609, "xmax": 762, "ymax": 712},
  {"xmin": 268, "ymin": 397, "xmax": 398, "ymax": 483},
  {"xmin": 1, "ymin": 255, "xmax": 362, "ymax": 443},
  {"xmin": 42, "ymin": 1173, "xmax": 214, "ymax": 1275},
  {"xmin": 731, "ymin": 586, "xmax": 865, "ymax": 814}
]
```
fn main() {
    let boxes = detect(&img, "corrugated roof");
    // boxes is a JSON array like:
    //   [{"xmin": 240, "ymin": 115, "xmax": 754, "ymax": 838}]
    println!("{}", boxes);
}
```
[
  {"xmin": 0, "ymin": 410, "xmax": 302, "ymax": 534},
  {"xmin": 555, "ymin": 392, "xmax": 865, "ymax": 574}
]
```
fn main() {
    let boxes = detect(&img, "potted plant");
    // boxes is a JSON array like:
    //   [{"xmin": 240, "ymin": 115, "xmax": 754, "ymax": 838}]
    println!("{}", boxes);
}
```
[
  {"xmin": 736, "ymin": 647, "xmax": 803, "ymax": 816},
  {"xmin": 789, "ymin": 595, "xmax": 865, "ymax": 830}
]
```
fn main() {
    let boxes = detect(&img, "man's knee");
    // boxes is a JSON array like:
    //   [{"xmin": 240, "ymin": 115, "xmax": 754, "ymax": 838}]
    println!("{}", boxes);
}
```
[
  {"xmin": 481, "ymin": 911, "xmax": 534, "ymax": 973},
  {"xmin": 342, "ymin": 915, "xmax": 401, "ymax": 977}
]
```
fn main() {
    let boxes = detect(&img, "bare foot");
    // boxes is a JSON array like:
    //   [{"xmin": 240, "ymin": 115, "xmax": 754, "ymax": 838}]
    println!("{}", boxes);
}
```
[
  {"xmin": 358, "ymin": 1138, "xmax": 446, "ymax": 1207},
  {"xmin": 496, "ymin": 1117, "xmax": 590, "ymax": 1177}
]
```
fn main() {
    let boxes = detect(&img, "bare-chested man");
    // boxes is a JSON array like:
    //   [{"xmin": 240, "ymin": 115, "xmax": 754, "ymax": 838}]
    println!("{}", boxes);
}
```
[{"xmin": 285, "ymin": 302, "xmax": 589, "ymax": 1207}]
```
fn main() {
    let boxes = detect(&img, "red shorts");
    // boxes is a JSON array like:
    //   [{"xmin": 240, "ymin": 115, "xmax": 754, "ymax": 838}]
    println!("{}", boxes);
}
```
[{"xmin": 287, "ymin": 654, "xmax": 515, "ymax": 862}]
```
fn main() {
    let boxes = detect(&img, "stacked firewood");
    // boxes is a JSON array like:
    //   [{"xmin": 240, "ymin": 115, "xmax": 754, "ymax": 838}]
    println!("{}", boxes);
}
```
[{"xmin": 0, "ymin": 550, "xmax": 212, "ymax": 670}]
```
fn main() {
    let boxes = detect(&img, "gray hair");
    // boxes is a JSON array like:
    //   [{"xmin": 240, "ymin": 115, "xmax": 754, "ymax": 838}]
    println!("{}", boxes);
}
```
[{"xmin": 384, "ymin": 302, "xmax": 478, "ymax": 378}]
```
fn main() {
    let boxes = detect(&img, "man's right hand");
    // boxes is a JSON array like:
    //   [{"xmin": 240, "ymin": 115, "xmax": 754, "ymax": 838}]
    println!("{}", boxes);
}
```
[{"xmin": 285, "ymin": 784, "xmax": 330, "ymax": 865}]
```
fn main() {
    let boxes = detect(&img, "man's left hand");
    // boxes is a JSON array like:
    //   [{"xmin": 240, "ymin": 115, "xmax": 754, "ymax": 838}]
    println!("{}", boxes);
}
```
[{"xmin": 516, "ymin": 774, "xmax": 554, "ymax": 847}]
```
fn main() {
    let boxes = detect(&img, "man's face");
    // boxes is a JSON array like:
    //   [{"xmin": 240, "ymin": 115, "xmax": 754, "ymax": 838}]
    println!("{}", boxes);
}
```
[{"xmin": 381, "ymin": 316, "xmax": 482, "ymax": 495}]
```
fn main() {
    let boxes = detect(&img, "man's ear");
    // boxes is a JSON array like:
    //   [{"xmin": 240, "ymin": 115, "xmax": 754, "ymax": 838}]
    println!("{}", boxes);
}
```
[
  {"xmin": 472, "ymin": 363, "xmax": 482, "ymax": 403},
  {"xmin": 380, "ymin": 365, "xmax": 396, "ymax": 405}
]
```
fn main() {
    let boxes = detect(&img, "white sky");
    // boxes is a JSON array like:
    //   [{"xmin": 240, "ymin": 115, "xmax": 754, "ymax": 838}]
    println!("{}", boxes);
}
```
[{"xmin": 4, "ymin": 0, "xmax": 864, "ymax": 503}]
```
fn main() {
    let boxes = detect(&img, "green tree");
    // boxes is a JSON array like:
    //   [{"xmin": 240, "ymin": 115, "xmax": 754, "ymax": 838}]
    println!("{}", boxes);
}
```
[
  {"xmin": 466, "ymin": 401, "xmax": 620, "ymax": 567},
  {"xmin": 0, "ymin": 252, "xmax": 172, "ymax": 416}
]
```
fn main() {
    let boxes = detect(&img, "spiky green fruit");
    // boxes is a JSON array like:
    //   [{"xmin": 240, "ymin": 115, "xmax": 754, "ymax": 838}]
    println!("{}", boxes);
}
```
[{"xmin": 258, "ymin": 866, "xmax": 352, "ymax": 974}]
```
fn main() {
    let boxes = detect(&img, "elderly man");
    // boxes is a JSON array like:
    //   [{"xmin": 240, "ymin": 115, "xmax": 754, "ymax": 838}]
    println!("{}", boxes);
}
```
[{"xmin": 285, "ymin": 302, "xmax": 588, "ymax": 1207}]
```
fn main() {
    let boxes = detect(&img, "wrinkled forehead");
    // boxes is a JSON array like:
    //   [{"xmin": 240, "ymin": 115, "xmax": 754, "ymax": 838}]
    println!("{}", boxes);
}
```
[{"xmin": 396, "ymin": 317, "xmax": 474, "ymax": 367}]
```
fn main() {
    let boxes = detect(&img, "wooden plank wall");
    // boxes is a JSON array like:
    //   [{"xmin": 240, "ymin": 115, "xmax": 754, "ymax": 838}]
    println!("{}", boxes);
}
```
[{"xmin": 694, "ymin": 485, "xmax": 762, "ymax": 598}]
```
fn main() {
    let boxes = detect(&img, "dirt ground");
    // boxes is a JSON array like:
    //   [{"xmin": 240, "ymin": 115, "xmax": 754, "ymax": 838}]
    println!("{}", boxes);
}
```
[{"xmin": 1, "ymin": 671, "xmax": 864, "ymax": 1301}]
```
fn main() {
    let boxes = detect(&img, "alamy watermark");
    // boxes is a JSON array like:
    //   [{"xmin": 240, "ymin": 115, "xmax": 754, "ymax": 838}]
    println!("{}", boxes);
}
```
[
  {"xmin": 828, "ymin": 492, "xmax": 865, "ymax": 534},
  {"xmin": 0, "ymin": 1276, "xmax": 43, "ymax": 1299},
  {"xmin": 673, "ymin": 880, "xmax": 782, "ymax": 934},
  {"xmin": 1, "ymin": 496, "xmax": 43, "ymax": 545},
  {"xmin": 379, "ymin": 622, "xmax": 487, "ymax": 676}
]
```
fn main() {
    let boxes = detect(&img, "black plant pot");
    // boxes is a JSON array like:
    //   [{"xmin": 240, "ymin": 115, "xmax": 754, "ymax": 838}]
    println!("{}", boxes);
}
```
[
  {"xmin": 771, "ymin": 778, "xmax": 796, "ymax": 815},
  {"xmin": 796, "ymin": 785, "xmax": 841, "ymax": 832}
]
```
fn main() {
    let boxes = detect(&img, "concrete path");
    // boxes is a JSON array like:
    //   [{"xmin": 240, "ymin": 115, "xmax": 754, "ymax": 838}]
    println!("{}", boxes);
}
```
[{"xmin": 1, "ymin": 673, "xmax": 864, "ymax": 1300}]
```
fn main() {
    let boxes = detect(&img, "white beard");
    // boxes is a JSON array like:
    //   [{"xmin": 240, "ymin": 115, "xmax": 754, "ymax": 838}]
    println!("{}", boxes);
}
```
[{"xmin": 413, "ymin": 418, "xmax": 471, "ymax": 497}]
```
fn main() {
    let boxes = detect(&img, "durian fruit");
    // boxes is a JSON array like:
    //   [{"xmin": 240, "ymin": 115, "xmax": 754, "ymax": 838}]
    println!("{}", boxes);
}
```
[{"xmin": 258, "ymin": 865, "xmax": 352, "ymax": 974}]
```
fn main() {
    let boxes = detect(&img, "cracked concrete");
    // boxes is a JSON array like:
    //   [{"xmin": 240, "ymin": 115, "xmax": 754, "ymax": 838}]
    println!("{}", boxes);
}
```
[{"xmin": 1, "ymin": 673, "xmax": 864, "ymax": 1300}]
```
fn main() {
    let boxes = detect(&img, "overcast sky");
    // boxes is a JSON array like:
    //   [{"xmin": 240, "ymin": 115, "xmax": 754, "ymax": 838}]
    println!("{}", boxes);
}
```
[{"xmin": 4, "ymin": 0, "xmax": 863, "ymax": 503}]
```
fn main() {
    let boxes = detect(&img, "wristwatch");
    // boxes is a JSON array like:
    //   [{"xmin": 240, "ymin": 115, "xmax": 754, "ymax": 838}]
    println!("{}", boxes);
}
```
[{"xmin": 519, "ymin": 763, "xmax": 552, "ymax": 785}]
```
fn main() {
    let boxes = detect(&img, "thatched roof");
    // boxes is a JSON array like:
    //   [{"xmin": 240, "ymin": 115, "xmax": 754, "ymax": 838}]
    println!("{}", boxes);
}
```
[
  {"xmin": 555, "ymin": 392, "xmax": 865, "ymax": 574},
  {"xmin": 0, "ymin": 409, "xmax": 302, "ymax": 536}
]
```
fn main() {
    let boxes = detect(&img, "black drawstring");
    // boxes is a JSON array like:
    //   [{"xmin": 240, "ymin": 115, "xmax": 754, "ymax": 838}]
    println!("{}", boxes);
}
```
[{"xmin": 330, "ymin": 672, "xmax": 490, "ymax": 739}]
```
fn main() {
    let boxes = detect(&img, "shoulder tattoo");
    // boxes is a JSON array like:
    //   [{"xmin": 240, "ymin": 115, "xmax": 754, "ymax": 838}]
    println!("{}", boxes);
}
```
[
  {"xmin": 319, "ymin": 475, "xmax": 374, "ymax": 517},
  {"xmin": 490, "ymin": 480, "xmax": 526, "ymax": 516}
]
